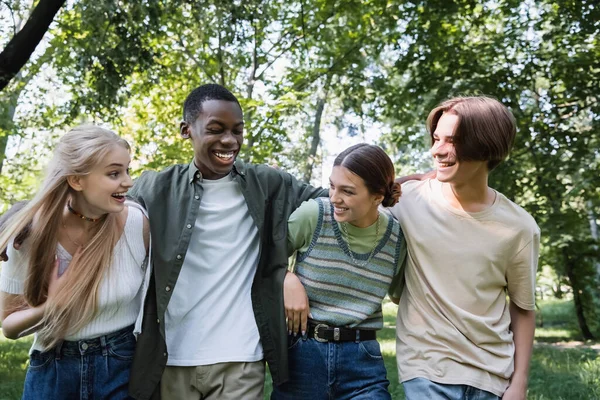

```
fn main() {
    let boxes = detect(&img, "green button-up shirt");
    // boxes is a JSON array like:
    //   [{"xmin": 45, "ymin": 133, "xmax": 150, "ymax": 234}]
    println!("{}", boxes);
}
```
[{"xmin": 127, "ymin": 160, "xmax": 326, "ymax": 399}]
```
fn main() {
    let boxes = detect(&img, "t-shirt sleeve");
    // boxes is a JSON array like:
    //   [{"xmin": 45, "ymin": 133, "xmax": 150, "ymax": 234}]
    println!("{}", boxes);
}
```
[
  {"xmin": 287, "ymin": 200, "xmax": 319, "ymax": 257},
  {"xmin": 506, "ymin": 229, "xmax": 540, "ymax": 311},
  {"xmin": 0, "ymin": 239, "xmax": 28, "ymax": 294}
]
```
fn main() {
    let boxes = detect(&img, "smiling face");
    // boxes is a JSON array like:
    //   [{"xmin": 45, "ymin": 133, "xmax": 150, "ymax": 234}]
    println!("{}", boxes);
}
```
[
  {"xmin": 181, "ymin": 99, "xmax": 244, "ymax": 180},
  {"xmin": 431, "ymin": 112, "xmax": 488, "ymax": 185},
  {"xmin": 329, "ymin": 166, "xmax": 383, "ymax": 228},
  {"xmin": 69, "ymin": 144, "xmax": 133, "ymax": 218}
]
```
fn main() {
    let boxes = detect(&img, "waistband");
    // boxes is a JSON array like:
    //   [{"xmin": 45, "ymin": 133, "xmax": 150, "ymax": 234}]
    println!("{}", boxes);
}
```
[
  {"xmin": 50, "ymin": 325, "xmax": 135, "ymax": 358},
  {"xmin": 308, "ymin": 323, "xmax": 377, "ymax": 342}
]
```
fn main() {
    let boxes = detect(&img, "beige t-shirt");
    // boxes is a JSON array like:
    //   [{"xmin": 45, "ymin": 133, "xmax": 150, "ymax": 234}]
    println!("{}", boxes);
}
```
[{"xmin": 389, "ymin": 179, "xmax": 540, "ymax": 397}]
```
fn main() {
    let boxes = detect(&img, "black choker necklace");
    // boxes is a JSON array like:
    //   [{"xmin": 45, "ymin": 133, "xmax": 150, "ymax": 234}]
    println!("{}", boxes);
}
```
[{"xmin": 67, "ymin": 201, "xmax": 103, "ymax": 222}]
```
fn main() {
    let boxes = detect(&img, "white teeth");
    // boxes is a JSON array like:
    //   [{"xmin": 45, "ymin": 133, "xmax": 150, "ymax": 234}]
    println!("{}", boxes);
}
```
[
  {"xmin": 112, "ymin": 192, "xmax": 127, "ymax": 197},
  {"xmin": 214, "ymin": 151, "xmax": 234, "ymax": 160},
  {"xmin": 334, "ymin": 207, "xmax": 348, "ymax": 212}
]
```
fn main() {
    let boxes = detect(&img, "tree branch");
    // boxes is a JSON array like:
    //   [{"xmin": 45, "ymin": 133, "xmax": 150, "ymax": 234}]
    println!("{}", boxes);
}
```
[{"xmin": 0, "ymin": 0, "xmax": 66, "ymax": 91}]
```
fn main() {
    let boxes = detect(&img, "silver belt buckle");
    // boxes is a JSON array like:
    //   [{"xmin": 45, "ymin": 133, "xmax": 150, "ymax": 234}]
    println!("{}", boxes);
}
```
[
  {"xmin": 314, "ymin": 324, "xmax": 329, "ymax": 343},
  {"xmin": 333, "ymin": 327, "xmax": 340, "ymax": 341}
]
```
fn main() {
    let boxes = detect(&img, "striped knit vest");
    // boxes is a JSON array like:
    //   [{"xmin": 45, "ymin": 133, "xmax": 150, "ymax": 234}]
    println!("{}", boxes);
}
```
[{"xmin": 295, "ymin": 198, "xmax": 404, "ymax": 329}]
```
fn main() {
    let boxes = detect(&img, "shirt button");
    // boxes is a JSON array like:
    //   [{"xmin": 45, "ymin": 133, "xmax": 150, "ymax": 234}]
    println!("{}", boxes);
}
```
[
  {"xmin": 176, "ymin": 255, "xmax": 182, "ymax": 260},
  {"xmin": 165, "ymin": 286, "xmax": 171, "ymax": 292},
  {"xmin": 156, "ymin": 318, "xmax": 160, "ymax": 324},
  {"xmin": 186, "ymin": 224, "xmax": 192, "ymax": 229},
  {"xmin": 194, "ymin": 195, "xmax": 200, "ymax": 200},
  {"xmin": 81, "ymin": 343, "xmax": 88, "ymax": 350},
  {"xmin": 163, "ymin": 352, "xmax": 167, "ymax": 357}
]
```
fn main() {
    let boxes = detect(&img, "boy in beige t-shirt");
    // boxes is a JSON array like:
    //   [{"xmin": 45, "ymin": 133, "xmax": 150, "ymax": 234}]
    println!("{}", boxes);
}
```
[{"xmin": 389, "ymin": 96, "xmax": 539, "ymax": 400}]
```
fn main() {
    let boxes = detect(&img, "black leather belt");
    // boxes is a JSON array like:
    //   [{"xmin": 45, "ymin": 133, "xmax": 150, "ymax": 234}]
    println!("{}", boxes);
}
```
[{"xmin": 308, "ymin": 323, "xmax": 377, "ymax": 342}]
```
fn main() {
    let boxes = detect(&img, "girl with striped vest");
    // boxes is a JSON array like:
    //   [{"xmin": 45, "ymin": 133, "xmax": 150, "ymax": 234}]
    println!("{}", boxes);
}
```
[{"xmin": 272, "ymin": 143, "xmax": 406, "ymax": 399}]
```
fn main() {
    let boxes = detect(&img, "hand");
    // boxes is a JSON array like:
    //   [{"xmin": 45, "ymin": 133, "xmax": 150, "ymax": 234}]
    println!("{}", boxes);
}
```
[
  {"xmin": 283, "ymin": 271, "xmax": 310, "ymax": 336},
  {"xmin": 47, "ymin": 256, "xmax": 71, "ymax": 301},
  {"xmin": 0, "ymin": 200, "xmax": 30, "ymax": 261},
  {"xmin": 395, "ymin": 170, "xmax": 436, "ymax": 185},
  {"xmin": 502, "ymin": 381, "xmax": 527, "ymax": 400}
]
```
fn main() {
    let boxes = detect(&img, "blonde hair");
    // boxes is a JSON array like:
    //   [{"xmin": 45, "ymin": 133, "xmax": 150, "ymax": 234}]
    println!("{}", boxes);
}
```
[
  {"xmin": 427, "ymin": 96, "xmax": 516, "ymax": 171},
  {"xmin": 0, "ymin": 125, "xmax": 130, "ymax": 349}
]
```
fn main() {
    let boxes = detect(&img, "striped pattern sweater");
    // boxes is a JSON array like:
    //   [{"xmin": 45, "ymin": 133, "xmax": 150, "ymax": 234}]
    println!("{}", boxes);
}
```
[{"xmin": 295, "ymin": 198, "xmax": 405, "ymax": 329}]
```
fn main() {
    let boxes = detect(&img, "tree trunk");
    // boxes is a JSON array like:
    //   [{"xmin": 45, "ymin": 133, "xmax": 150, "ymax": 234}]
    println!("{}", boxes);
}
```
[
  {"xmin": 302, "ymin": 74, "xmax": 332, "ymax": 183},
  {"xmin": 563, "ymin": 249, "xmax": 595, "ymax": 340},
  {"xmin": 586, "ymin": 200, "xmax": 600, "ymax": 279},
  {"xmin": 0, "ymin": 0, "xmax": 66, "ymax": 91}
]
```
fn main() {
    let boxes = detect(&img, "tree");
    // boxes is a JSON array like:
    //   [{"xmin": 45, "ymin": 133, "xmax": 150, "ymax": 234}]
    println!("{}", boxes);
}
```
[{"xmin": 0, "ymin": 0, "xmax": 65, "ymax": 91}]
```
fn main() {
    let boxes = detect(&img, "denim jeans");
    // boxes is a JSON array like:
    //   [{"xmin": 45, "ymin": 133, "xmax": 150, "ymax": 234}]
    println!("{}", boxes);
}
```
[
  {"xmin": 271, "ymin": 335, "xmax": 391, "ymax": 400},
  {"xmin": 403, "ymin": 377, "xmax": 501, "ymax": 400},
  {"xmin": 22, "ymin": 325, "xmax": 135, "ymax": 400}
]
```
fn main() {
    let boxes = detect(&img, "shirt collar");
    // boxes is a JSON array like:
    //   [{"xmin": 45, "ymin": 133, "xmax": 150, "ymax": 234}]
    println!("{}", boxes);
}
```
[{"xmin": 188, "ymin": 159, "xmax": 246, "ymax": 184}]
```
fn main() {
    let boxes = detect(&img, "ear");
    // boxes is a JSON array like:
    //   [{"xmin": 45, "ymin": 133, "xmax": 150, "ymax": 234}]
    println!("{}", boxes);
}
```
[
  {"xmin": 67, "ymin": 175, "xmax": 84, "ymax": 192},
  {"xmin": 373, "ymin": 193, "xmax": 384, "ymax": 206},
  {"xmin": 180, "ymin": 121, "xmax": 191, "ymax": 139}
]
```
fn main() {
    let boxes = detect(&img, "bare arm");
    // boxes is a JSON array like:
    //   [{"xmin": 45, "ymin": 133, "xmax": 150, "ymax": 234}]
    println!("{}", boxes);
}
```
[
  {"xmin": 0, "ymin": 292, "xmax": 45, "ymax": 339},
  {"xmin": 1, "ymin": 259, "xmax": 67, "ymax": 339},
  {"xmin": 0, "ymin": 200, "xmax": 30, "ymax": 261},
  {"xmin": 502, "ymin": 301, "xmax": 535, "ymax": 400},
  {"xmin": 394, "ymin": 170, "xmax": 436, "ymax": 185},
  {"xmin": 283, "ymin": 271, "xmax": 310, "ymax": 336}
]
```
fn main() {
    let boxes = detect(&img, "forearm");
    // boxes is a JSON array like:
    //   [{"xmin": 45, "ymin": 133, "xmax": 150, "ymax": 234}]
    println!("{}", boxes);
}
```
[
  {"xmin": 509, "ymin": 301, "xmax": 536, "ymax": 386},
  {"xmin": 1, "ymin": 304, "xmax": 46, "ymax": 339}
]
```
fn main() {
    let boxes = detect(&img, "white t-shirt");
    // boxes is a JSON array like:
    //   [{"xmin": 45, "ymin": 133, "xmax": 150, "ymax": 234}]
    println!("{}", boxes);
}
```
[
  {"xmin": 165, "ymin": 173, "xmax": 263, "ymax": 366},
  {"xmin": 0, "ymin": 205, "xmax": 148, "ymax": 352},
  {"xmin": 389, "ymin": 179, "xmax": 540, "ymax": 397}
]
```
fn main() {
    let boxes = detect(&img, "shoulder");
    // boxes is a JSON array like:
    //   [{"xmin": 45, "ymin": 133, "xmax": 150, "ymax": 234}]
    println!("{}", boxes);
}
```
[
  {"xmin": 400, "ymin": 179, "xmax": 431, "ymax": 196},
  {"xmin": 290, "ymin": 199, "xmax": 321, "ymax": 220},
  {"xmin": 240, "ymin": 161, "xmax": 290, "ymax": 184},
  {"xmin": 133, "ymin": 164, "xmax": 188, "ymax": 188},
  {"xmin": 495, "ymin": 192, "xmax": 540, "ymax": 237}
]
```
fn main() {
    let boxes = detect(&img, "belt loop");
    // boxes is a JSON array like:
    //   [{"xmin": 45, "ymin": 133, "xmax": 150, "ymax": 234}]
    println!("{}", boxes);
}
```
[
  {"xmin": 355, "ymin": 330, "xmax": 360, "ymax": 343},
  {"xmin": 55, "ymin": 341, "xmax": 63, "ymax": 360},
  {"xmin": 100, "ymin": 335, "xmax": 108, "ymax": 356}
]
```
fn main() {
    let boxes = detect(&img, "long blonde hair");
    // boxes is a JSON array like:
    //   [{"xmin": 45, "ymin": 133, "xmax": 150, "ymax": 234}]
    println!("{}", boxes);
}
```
[{"xmin": 0, "ymin": 125, "xmax": 131, "ymax": 349}]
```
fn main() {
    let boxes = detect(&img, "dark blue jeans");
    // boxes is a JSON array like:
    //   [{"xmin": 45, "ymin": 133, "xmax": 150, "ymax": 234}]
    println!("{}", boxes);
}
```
[
  {"xmin": 272, "ymin": 335, "xmax": 391, "ymax": 400},
  {"xmin": 403, "ymin": 378, "xmax": 501, "ymax": 400},
  {"xmin": 22, "ymin": 325, "xmax": 135, "ymax": 400}
]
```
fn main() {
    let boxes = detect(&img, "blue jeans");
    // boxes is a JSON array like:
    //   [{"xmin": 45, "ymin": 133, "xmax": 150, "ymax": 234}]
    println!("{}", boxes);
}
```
[
  {"xmin": 271, "ymin": 335, "xmax": 391, "ymax": 400},
  {"xmin": 403, "ymin": 378, "xmax": 501, "ymax": 400},
  {"xmin": 22, "ymin": 325, "xmax": 135, "ymax": 400}
]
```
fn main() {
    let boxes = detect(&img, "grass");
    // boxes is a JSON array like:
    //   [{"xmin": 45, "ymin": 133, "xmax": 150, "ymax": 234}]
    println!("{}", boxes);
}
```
[{"xmin": 1, "ymin": 298, "xmax": 599, "ymax": 399}]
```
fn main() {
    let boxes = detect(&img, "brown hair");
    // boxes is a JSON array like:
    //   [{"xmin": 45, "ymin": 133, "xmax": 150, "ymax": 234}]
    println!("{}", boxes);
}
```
[
  {"xmin": 334, "ymin": 143, "xmax": 401, "ymax": 207},
  {"xmin": 0, "ymin": 125, "xmax": 130, "ymax": 350},
  {"xmin": 427, "ymin": 96, "xmax": 516, "ymax": 170}
]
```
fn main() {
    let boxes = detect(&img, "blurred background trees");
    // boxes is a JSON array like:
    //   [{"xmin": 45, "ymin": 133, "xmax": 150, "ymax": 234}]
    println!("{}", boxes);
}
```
[{"xmin": 1, "ymin": 0, "xmax": 598, "ymax": 338}]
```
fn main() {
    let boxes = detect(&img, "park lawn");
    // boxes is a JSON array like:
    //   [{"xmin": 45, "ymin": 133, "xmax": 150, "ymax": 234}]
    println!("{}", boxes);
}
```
[{"xmin": 1, "ymin": 299, "xmax": 598, "ymax": 400}]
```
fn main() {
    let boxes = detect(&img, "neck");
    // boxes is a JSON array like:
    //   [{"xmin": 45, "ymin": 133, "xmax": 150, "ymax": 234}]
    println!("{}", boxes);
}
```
[
  {"xmin": 348, "ymin": 208, "xmax": 380, "ymax": 228},
  {"xmin": 443, "ymin": 176, "xmax": 494, "ymax": 212},
  {"xmin": 68, "ymin": 198, "xmax": 105, "ymax": 222}
]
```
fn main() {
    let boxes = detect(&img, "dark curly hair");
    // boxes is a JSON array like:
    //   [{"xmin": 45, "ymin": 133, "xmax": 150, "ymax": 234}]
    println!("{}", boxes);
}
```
[
  {"xmin": 183, "ymin": 83, "xmax": 242, "ymax": 123},
  {"xmin": 334, "ymin": 143, "xmax": 401, "ymax": 207}
]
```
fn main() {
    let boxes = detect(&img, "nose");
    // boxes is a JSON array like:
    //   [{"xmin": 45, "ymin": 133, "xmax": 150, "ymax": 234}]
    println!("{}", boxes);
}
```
[
  {"xmin": 123, "ymin": 174, "xmax": 134, "ymax": 188},
  {"xmin": 329, "ymin": 188, "xmax": 340, "ymax": 204},
  {"xmin": 431, "ymin": 141, "xmax": 447, "ymax": 158},
  {"xmin": 220, "ymin": 131, "xmax": 237, "ymax": 146}
]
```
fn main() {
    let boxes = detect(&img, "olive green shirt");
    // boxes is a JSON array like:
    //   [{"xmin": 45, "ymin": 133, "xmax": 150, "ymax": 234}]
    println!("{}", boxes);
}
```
[{"xmin": 127, "ymin": 160, "xmax": 327, "ymax": 400}]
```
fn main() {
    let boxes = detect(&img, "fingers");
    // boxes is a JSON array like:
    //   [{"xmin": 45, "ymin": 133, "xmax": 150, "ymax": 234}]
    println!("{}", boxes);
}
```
[{"xmin": 300, "ymin": 307, "xmax": 308, "ymax": 336}]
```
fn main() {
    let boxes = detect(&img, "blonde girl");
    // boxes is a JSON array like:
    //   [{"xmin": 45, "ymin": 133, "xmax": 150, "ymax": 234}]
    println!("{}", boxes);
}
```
[{"xmin": 0, "ymin": 125, "xmax": 149, "ymax": 399}]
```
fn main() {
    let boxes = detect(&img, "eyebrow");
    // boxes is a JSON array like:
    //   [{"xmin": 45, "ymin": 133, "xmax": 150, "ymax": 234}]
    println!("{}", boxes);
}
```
[
  {"xmin": 329, "ymin": 180, "xmax": 356, "ymax": 189},
  {"xmin": 206, "ymin": 119, "xmax": 244, "ymax": 127},
  {"xmin": 105, "ymin": 163, "xmax": 127, "ymax": 168}
]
